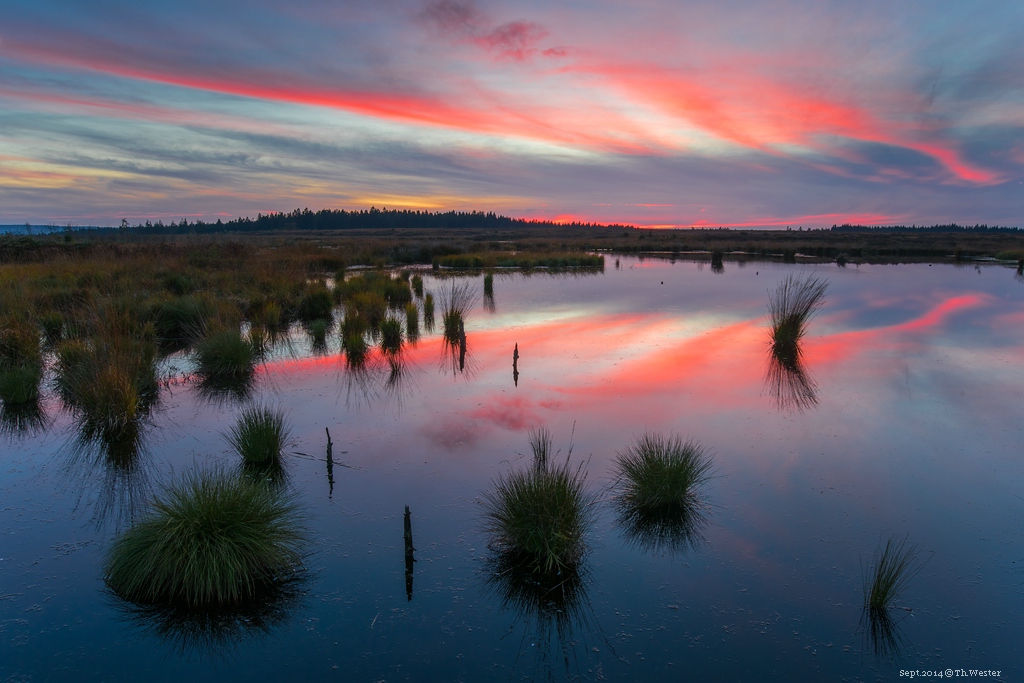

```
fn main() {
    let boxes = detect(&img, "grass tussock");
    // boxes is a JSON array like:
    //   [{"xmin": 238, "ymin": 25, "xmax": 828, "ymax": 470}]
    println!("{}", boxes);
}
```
[
  {"xmin": 226, "ymin": 405, "xmax": 290, "ymax": 466},
  {"xmin": 768, "ymin": 274, "xmax": 828, "ymax": 361},
  {"xmin": 404, "ymin": 302, "xmax": 419, "ymax": 342},
  {"xmin": 193, "ymin": 329, "xmax": 259, "ymax": 382},
  {"xmin": 483, "ymin": 440, "xmax": 594, "ymax": 574},
  {"xmin": 379, "ymin": 317, "xmax": 403, "ymax": 354},
  {"xmin": 441, "ymin": 281, "xmax": 476, "ymax": 342},
  {"xmin": 423, "ymin": 293, "xmax": 435, "ymax": 331},
  {"xmin": 104, "ymin": 469, "xmax": 306, "ymax": 608},
  {"xmin": 55, "ymin": 316, "xmax": 159, "ymax": 441},
  {"xmin": 860, "ymin": 535, "xmax": 924, "ymax": 657},
  {"xmin": 612, "ymin": 433, "xmax": 713, "ymax": 553},
  {"xmin": 298, "ymin": 284, "xmax": 334, "ymax": 322}
]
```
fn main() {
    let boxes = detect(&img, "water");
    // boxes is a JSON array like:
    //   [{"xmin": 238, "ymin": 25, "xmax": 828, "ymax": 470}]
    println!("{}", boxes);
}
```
[{"xmin": 2, "ymin": 258, "xmax": 1022, "ymax": 681}]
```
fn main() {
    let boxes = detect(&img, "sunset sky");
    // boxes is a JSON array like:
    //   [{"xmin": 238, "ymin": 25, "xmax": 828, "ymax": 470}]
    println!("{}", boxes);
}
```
[{"xmin": 1, "ymin": 0, "xmax": 1022, "ymax": 227}]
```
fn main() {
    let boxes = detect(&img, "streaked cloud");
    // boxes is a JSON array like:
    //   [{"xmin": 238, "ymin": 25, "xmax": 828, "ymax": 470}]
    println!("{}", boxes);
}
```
[{"xmin": 0, "ymin": 0, "xmax": 1021, "ymax": 225}]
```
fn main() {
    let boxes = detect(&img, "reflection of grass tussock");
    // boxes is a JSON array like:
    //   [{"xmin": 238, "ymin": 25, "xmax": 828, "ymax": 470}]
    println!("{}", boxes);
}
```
[
  {"xmin": 860, "ymin": 535, "xmax": 923, "ymax": 658},
  {"xmin": 764, "ymin": 349, "xmax": 819, "ymax": 412},
  {"xmin": 483, "ymin": 452, "xmax": 594, "ymax": 574},
  {"xmin": 227, "ymin": 405, "xmax": 290, "ymax": 466},
  {"xmin": 612, "ymin": 434, "xmax": 712, "ymax": 553},
  {"xmin": 483, "ymin": 549, "xmax": 591, "ymax": 651},
  {"xmin": 768, "ymin": 274, "xmax": 827, "ymax": 361},
  {"xmin": 115, "ymin": 576, "xmax": 306, "ymax": 658},
  {"xmin": 105, "ymin": 470, "xmax": 306, "ymax": 608}
]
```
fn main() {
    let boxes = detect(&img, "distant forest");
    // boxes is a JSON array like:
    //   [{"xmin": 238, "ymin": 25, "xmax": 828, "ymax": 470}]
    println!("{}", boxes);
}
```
[
  {"xmin": 99, "ymin": 208, "xmax": 632, "ymax": 235},
  {"xmin": 832, "ymin": 223, "xmax": 1019, "ymax": 232}
]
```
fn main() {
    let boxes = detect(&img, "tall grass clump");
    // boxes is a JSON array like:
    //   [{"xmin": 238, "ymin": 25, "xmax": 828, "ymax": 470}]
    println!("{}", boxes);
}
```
[
  {"xmin": 404, "ymin": 302, "xmax": 419, "ymax": 341},
  {"xmin": 193, "ymin": 329, "xmax": 258, "ymax": 382},
  {"xmin": 423, "ymin": 293, "xmax": 435, "ymax": 331},
  {"xmin": 151, "ymin": 295, "xmax": 214, "ymax": 348},
  {"xmin": 768, "ymin": 274, "xmax": 827, "ymax": 362},
  {"xmin": 441, "ymin": 281, "xmax": 476, "ymax": 343},
  {"xmin": 226, "ymin": 405, "xmax": 290, "ymax": 466},
  {"xmin": 104, "ymin": 470, "xmax": 306, "ymax": 608},
  {"xmin": 860, "ymin": 535, "xmax": 923, "ymax": 657},
  {"xmin": 306, "ymin": 318, "xmax": 330, "ymax": 354},
  {"xmin": 298, "ymin": 284, "xmax": 334, "ymax": 322},
  {"xmin": 612, "ymin": 433, "xmax": 713, "ymax": 552},
  {"xmin": 483, "ymin": 445, "xmax": 594, "ymax": 574},
  {"xmin": 55, "ymin": 319, "xmax": 159, "ymax": 443},
  {"xmin": 411, "ymin": 274, "xmax": 424, "ymax": 298},
  {"xmin": 483, "ymin": 272, "xmax": 494, "ymax": 297},
  {"xmin": 379, "ymin": 317, "xmax": 403, "ymax": 354},
  {"xmin": 0, "ymin": 320, "xmax": 43, "ymax": 406}
]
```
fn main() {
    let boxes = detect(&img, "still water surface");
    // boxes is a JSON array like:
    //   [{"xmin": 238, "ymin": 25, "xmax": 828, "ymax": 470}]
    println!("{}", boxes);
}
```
[{"xmin": 2, "ymin": 258, "xmax": 1023, "ymax": 681}]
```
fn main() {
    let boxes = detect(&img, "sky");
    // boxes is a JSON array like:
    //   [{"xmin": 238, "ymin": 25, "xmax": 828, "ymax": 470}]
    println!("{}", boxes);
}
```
[{"xmin": 1, "ymin": 0, "xmax": 1022, "ymax": 228}]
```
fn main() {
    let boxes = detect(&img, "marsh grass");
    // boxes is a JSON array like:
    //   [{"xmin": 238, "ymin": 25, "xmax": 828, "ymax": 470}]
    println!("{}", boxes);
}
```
[
  {"xmin": 612, "ymin": 434, "xmax": 713, "ymax": 553},
  {"xmin": 56, "ymin": 324, "xmax": 159, "ymax": 443},
  {"xmin": 0, "ymin": 362, "xmax": 43, "ymax": 405},
  {"xmin": 151, "ymin": 295, "xmax": 214, "ymax": 349},
  {"xmin": 305, "ymin": 318, "xmax": 331, "ymax": 355},
  {"xmin": 404, "ymin": 303, "xmax": 419, "ymax": 342},
  {"xmin": 298, "ymin": 285, "xmax": 334, "ymax": 322},
  {"xmin": 860, "ymin": 535, "xmax": 924, "ymax": 657},
  {"xmin": 411, "ymin": 274, "xmax": 424, "ymax": 298},
  {"xmin": 441, "ymin": 281, "xmax": 476, "ymax": 343},
  {"xmin": 0, "ymin": 397, "xmax": 47, "ymax": 436},
  {"xmin": 423, "ymin": 293, "xmax": 435, "ymax": 331},
  {"xmin": 104, "ymin": 469, "xmax": 306, "ymax": 608},
  {"xmin": 482, "ymin": 454, "xmax": 594, "ymax": 574},
  {"xmin": 379, "ymin": 317, "xmax": 403, "ymax": 354},
  {"xmin": 226, "ymin": 405, "xmax": 290, "ymax": 466},
  {"xmin": 863, "ymin": 535, "xmax": 922, "ymax": 613},
  {"xmin": 194, "ymin": 329, "xmax": 258, "ymax": 382},
  {"xmin": 768, "ymin": 275, "xmax": 828, "ymax": 362}
]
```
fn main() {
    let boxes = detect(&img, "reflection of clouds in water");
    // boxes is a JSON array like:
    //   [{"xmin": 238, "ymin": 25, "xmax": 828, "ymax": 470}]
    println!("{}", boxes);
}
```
[{"xmin": 467, "ymin": 396, "xmax": 540, "ymax": 431}]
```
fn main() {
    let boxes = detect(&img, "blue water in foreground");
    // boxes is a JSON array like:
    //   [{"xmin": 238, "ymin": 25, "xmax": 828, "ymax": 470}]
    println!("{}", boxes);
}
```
[{"xmin": 1, "ymin": 258, "xmax": 1022, "ymax": 681}]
